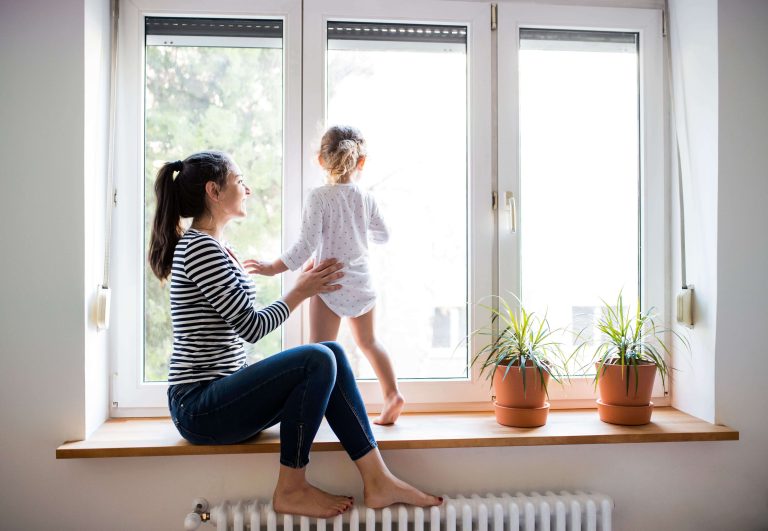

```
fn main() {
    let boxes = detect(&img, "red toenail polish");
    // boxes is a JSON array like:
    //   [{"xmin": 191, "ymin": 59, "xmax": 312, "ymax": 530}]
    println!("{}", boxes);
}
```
[{"xmin": 439, "ymin": 497, "xmax": 444, "ymax": 502}]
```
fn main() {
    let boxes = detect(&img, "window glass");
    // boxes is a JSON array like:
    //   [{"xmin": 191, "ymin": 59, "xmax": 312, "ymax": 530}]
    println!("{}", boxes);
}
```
[
  {"xmin": 143, "ymin": 18, "xmax": 283, "ymax": 382},
  {"xmin": 518, "ymin": 29, "xmax": 640, "ymax": 373},
  {"xmin": 326, "ymin": 21, "xmax": 469, "ymax": 379}
]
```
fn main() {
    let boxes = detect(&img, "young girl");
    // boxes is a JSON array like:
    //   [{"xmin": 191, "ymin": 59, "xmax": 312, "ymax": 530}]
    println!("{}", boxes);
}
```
[{"xmin": 249, "ymin": 126, "xmax": 404, "ymax": 425}]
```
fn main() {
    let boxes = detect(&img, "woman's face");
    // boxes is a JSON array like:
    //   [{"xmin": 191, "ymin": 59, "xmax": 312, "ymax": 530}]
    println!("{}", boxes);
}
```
[{"xmin": 218, "ymin": 162, "xmax": 251, "ymax": 219}]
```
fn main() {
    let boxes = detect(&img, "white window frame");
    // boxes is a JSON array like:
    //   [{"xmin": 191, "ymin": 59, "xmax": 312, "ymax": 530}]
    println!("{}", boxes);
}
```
[
  {"xmin": 111, "ymin": 0, "xmax": 302, "ymax": 415},
  {"xmin": 302, "ymin": 0, "xmax": 494, "ymax": 410},
  {"xmin": 111, "ymin": 0, "xmax": 667, "ymax": 416},
  {"xmin": 497, "ymin": 5, "xmax": 667, "ymax": 405}
]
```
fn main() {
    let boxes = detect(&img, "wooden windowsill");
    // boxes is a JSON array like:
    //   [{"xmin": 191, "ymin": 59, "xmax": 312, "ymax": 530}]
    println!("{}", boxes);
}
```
[{"xmin": 56, "ymin": 407, "xmax": 738, "ymax": 459}]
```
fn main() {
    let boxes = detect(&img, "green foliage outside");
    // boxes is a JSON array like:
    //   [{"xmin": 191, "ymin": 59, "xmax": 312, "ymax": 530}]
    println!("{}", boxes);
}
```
[{"xmin": 143, "ymin": 44, "xmax": 283, "ymax": 382}]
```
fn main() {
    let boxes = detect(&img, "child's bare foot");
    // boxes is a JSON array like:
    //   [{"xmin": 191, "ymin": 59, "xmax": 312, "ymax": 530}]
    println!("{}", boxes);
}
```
[
  {"xmin": 273, "ymin": 483, "xmax": 353, "ymax": 518},
  {"xmin": 374, "ymin": 392, "xmax": 405, "ymax": 425},
  {"xmin": 363, "ymin": 472, "xmax": 442, "ymax": 509}
]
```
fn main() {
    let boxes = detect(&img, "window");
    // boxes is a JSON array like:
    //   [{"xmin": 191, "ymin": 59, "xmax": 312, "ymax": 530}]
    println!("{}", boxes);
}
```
[
  {"xmin": 113, "ymin": 0, "xmax": 663, "ymax": 413},
  {"xmin": 113, "ymin": 0, "xmax": 303, "ymax": 411},
  {"xmin": 302, "ymin": 0, "xmax": 492, "ymax": 407},
  {"xmin": 325, "ymin": 20, "xmax": 469, "ymax": 380},
  {"xmin": 143, "ymin": 17, "xmax": 285, "ymax": 382},
  {"xmin": 518, "ymin": 28, "xmax": 641, "ymax": 372},
  {"xmin": 497, "ymin": 5, "xmax": 665, "ymax": 400}
]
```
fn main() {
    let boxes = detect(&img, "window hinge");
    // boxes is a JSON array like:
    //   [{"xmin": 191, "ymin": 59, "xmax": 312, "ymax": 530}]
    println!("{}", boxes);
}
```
[
  {"xmin": 491, "ymin": 4, "xmax": 498, "ymax": 31},
  {"xmin": 662, "ymin": 8, "xmax": 668, "ymax": 37},
  {"xmin": 492, "ymin": 190, "xmax": 498, "ymax": 210},
  {"xmin": 112, "ymin": 189, "xmax": 118, "ymax": 206}
]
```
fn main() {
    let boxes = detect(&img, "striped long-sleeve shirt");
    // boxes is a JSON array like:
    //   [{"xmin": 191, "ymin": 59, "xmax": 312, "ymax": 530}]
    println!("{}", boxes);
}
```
[{"xmin": 167, "ymin": 229, "xmax": 290, "ymax": 384}]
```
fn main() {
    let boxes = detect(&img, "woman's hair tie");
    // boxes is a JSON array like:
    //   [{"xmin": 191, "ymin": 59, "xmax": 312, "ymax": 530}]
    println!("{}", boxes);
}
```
[{"xmin": 170, "ymin": 160, "xmax": 184, "ymax": 173}]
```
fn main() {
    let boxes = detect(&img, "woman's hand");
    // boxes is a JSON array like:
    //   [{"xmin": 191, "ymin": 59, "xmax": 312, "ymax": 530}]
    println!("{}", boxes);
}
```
[
  {"xmin": 282, "ymin": 259, "xmax": 344, "ymax": 312},
  {"xmin": 244, "ymin": 258, "xmax": 288, "ymax": 277}
]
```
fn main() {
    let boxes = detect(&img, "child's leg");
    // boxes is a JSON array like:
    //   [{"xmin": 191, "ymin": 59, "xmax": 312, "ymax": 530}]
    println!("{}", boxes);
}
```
[
  {"xmin": 309, "ymin": 295, "xmax": 342, "ymax": 342},
  {"xmin": 348, "ymin": 308, "xmax": 405, "ymax": 425}
]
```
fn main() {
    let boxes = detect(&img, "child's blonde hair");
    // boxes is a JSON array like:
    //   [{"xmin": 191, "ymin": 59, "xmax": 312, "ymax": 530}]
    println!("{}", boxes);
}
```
[{"xmin": 319, "ymin": 125, "xmax": 367, "ymax": 184}]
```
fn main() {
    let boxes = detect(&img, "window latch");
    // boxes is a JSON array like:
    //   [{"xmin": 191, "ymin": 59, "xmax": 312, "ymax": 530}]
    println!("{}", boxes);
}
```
[{"xmin": 505, "ymin": 191, "xmax": 517, "ymax": 233}]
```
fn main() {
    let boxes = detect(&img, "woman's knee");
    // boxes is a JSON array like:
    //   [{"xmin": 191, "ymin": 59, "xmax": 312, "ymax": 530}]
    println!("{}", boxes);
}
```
[
  {"xmin": 319, "ymin": 340, "xmax": 344, "ymax": 357},
  {"xmin": 303, "ymin": 343, "xmax": 338, "ymax": 378},
  {"xmin": 319, "ymin": 341, "xmax": 354, "ymax": 372}
]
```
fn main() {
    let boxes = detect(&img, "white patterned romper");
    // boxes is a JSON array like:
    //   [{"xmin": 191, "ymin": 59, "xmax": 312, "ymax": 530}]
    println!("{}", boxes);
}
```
[{"xmin": 280, "ymin": 183, "xmax": 389, "ymax": 317}]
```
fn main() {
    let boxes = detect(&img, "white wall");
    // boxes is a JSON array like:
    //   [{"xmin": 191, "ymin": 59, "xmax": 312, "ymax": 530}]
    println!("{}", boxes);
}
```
[
  {"xmin": 84, "ymin": 0, "xmax": 113, "ymax": 436},
  {"xmin": 714, "ymin": 0, "xmax": 768, "ymax": 518},
  {"xmin": 0, "ymin": 0, "xmax": 85, "ymax": 523},
  {"xmin": 667, "ymin": 0, "xmax": 719, "ymax": 422},
  {"xmin": 1, "ymin": 1, "xmax": 767, "ymax": 530}
]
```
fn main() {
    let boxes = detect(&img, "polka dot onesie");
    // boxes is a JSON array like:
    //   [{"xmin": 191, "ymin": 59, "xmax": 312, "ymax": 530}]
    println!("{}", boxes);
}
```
[{"xmin": 280, "ymin": 183, "xmax": 389, "ymax": 318}]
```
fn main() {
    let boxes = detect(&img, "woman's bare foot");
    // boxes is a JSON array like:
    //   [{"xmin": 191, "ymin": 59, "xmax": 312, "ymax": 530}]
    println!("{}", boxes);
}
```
[
  {"xmin": 363, "ymin": 471, "xmax": 442, "ymax": 509},
  {"xmin": 273, "ymin": 483, "xmax": 353, "ymax": 518},
  {"xmin": 374, "ymin": 392, "xmax": 405, "ymax": 425},
  {"xmin": 273, "ymin": 464, "xmax": 353, "ymax": 518}
]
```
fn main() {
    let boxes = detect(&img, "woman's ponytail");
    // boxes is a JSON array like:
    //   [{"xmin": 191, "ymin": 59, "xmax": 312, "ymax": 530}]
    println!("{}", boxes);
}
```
[
  {"xmin": 148, "ymin": 152, "xmax": 232, "ymax": 280},
  {"xmin": 148, "ymin": 161, "xmax": 183, "ymax": 281}
]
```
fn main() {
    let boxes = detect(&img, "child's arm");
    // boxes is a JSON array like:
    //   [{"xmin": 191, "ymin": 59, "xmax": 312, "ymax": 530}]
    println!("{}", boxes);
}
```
[
  {"xmin": 368, "ymin": 194, "xmax": 389, "ymax": 244},
  {"xmin": 243, "ymin": 258, "xmax": 289, "ymax": 277},
  {"xmin": 280, "ymin": 189, "xmax": 325, "ymax": 270},
  {"xmin": 244, "ymin": 191, "xmax": 323, "ymax": 276}
]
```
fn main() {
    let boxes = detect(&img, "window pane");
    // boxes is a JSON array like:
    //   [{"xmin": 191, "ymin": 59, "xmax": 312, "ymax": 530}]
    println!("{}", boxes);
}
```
[
  {"xmin": 143, "ymin": 27, "xmax": 283, "ymax": 382},
  {"xmin": 326, "ymin": 22, "xmax": 468, "ymax": 379},
  {"xmin": 518, "ymin": 29, "xmax": 640, "ymax": 373}
]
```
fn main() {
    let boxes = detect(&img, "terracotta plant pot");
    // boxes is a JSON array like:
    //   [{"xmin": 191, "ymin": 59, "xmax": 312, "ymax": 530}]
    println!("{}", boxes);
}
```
[
  {"xmin": 596, "ymin": 399, "xmax": 654, "ymax": 426},
  {"xmin": 494, "ymin": 402, "xmax": 550, "ymax": 428},
  {"xmin": 595, "ymin": 362, "xmax": 657, "ymax": 425},
  {"xmin": 493, "ymin": 364, "xmax": 550, "ymax": 427}
]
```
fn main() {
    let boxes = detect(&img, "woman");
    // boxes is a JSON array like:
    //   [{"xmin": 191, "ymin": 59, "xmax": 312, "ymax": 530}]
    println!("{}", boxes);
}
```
[{"xmin": 148, "ymin": 150, "xmax": 441, "ymax": 518}]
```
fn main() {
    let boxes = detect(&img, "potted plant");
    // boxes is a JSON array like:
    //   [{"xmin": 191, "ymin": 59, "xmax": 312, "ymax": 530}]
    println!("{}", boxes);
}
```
[
  {"xmin": 588, "ymin": 293, "xmax": 687, "ymax": 425},
  {"xmin": 471, "ymin": 296, "xmax": 567, "ymax": 428}
]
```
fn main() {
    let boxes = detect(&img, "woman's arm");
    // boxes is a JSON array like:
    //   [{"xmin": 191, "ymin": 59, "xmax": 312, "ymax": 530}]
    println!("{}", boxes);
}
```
[
  {"xmin": 184, "ymin": 236, "xmax": 290, "ymax": 343},
  {"xmin": 279, "ymin": 259, "xmax": 344, "ymax": 312},
  {"xmin": 185, "ymin": 237, "xmax": 343, "ymax": 341}
]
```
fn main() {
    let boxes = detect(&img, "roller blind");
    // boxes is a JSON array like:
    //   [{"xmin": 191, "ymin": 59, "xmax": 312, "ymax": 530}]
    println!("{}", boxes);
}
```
[
  {"xmin": 520, "ymin": 28, "xmax": 637, "ymax": 53},
  {"xmin": 145, "ymin": 17, "xmax": 282, "ymax": 38},
  {"xmin": 327, "ymin": 21, "xmax": 466, "ymax": 44}
]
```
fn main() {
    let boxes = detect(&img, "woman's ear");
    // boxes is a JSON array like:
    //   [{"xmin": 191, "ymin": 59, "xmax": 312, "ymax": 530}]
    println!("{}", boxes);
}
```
[
  {"xmin": 204, "ymin": 180, "xmax": 220, "ymax": 202},
  {"xmin": 317, "ymin": 153, "xmax": 325, "ymax": 167},
  {"xmin": 357, "ymin": 155, "xmax": 366, "ymax": 171}
]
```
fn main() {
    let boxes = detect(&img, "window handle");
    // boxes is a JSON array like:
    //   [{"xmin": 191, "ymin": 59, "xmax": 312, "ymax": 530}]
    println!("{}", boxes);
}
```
[{"xmin": 505, "ymin": 191, "xmax": 517, "ymax": 233}]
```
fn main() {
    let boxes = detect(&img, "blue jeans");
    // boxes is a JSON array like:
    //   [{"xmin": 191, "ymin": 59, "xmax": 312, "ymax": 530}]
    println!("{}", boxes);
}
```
[{"xmin": 168, "ymin": 341, "xmax": 377, "ymax": 468}]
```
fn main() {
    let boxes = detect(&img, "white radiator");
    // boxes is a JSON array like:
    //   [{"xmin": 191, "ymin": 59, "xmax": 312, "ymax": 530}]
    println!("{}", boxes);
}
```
[{"xmin": 185, "ymin": 491, "xmax": 613, "ymax": 531}]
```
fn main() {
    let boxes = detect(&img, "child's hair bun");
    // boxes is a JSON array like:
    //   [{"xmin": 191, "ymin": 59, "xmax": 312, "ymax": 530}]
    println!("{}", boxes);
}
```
[
  {"xmin": 320, "ymin": 126, "xmax": 367, "ymax": 184},
  {"xmin": 337, "ymin": 138, "xmax": 358, "ymax": 153}
]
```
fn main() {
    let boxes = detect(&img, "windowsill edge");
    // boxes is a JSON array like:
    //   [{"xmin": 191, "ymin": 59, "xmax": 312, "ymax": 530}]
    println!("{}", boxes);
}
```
[{"xmin": 56, "ymin": 407, "xmax": 738, "ymax": 459}]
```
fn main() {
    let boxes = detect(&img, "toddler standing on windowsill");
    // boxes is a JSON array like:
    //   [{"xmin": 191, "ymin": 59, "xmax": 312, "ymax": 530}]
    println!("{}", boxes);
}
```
[{"xmin": 248, "ymin": 125, "xmax": 404, "ymax": 425}]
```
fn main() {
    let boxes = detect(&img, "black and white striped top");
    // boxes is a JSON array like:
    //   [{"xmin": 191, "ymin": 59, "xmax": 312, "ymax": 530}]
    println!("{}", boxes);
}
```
[{"xmin": 168, "ymin": 229, "xmax": 290, "ymax": 384}]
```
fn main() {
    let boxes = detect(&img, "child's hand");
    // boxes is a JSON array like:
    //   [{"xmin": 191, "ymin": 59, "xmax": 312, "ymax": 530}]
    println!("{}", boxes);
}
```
[
  {"xmin": 244, "ymin": 258, "xmax": 289, "ymax": 277},
  {"xmin": 244, "ymin": 259, "xmax": 277, "ymax": 276}
]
